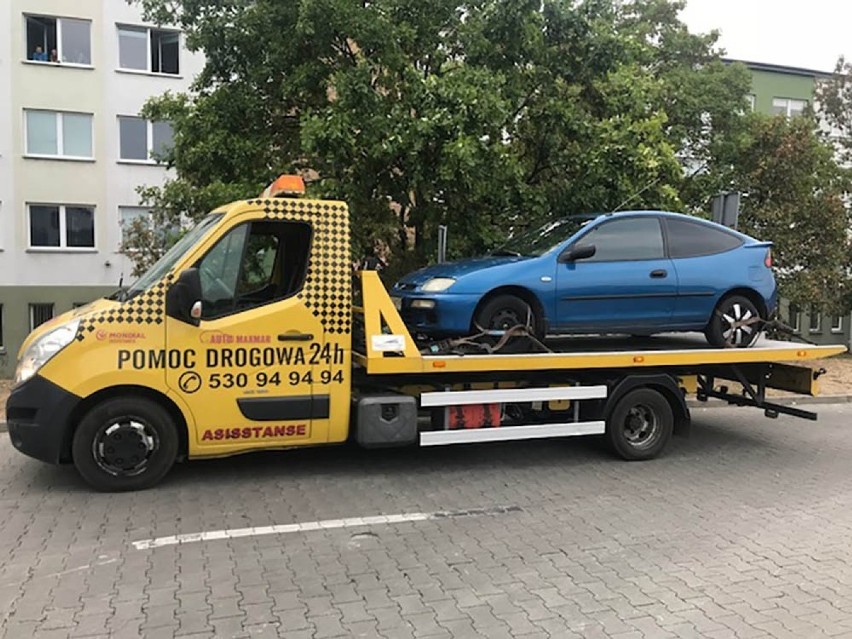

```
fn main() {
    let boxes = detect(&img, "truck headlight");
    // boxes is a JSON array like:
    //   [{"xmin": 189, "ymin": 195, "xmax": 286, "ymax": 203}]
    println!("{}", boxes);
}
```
[
  {"xmin": 15, "ymin": 320, "xmax": 80, "ymax": 386},
  {"xmin": 421, "ymin": 277, "xmax": 456, "ymax": 292}
]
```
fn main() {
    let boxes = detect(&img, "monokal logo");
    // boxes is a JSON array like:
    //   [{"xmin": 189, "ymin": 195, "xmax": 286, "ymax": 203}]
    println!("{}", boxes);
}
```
[{"xmin": 96, "ymin": 330, "xmax": 146, "ymax": 344}]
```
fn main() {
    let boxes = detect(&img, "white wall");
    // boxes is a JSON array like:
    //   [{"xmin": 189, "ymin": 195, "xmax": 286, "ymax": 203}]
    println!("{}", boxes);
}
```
[
  {"xmin": 0, "ymin": 0, "xmax": 204, "ymax": 287},
  {"xmin": 102, "ymin": 0, "xmax": 205, "ymax": 280},
  {"xmin": 0, "ymin": 2, "xmax": 15, "ymax": 256}
]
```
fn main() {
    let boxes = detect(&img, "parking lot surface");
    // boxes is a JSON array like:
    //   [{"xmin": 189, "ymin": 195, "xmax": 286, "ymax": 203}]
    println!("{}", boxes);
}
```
[{"xmin": 2, "ymin": 404, "xmax": 852, "ymax": 638}]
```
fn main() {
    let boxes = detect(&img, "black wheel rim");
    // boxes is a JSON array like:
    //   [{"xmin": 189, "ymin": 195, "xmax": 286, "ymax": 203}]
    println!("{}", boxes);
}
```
[
  {"xmin": 621, "ymin": 403, "xmax": 661, "ymax": 450},
  {"xmin": 720, "ymin": 302, "xmax": 756, "ymax": 346},
  {"xmin": 92, "ymin": 416, "xmax": 159, "ymax": 477},
  {"xmin": 490, "ymin": 308, "xmax": 523, "ymax": 330}
]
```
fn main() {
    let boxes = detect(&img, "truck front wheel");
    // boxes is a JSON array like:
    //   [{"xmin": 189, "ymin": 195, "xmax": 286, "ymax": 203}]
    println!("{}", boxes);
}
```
[
  {"xmin": 72, "ymin": 396, "xmax": 179, "ymax": 491},
  {"xmin": 606, "ymin": 388, "xmax": 673, "ymax": 461}
]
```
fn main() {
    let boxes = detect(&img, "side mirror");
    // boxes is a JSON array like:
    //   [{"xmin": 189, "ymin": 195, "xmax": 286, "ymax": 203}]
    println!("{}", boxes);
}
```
[
  {"xmin": 166, "ymin": 268, "xmax": 203, "ymax": 326},
  {"xmin": 559, "ymin": 244, "xmax": 596, "ymax": 263}
]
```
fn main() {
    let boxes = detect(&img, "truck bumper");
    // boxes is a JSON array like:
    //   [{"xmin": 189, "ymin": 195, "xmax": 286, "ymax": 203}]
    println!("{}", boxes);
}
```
[{"xmin": 6, "ymin": 375, "xmax": 80, "ymax": 464}]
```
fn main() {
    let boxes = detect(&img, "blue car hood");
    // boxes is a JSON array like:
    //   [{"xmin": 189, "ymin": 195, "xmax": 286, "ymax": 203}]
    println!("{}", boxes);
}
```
[{"xmin": 398, "ymin": 256, "xmax": 530, "ymax": 286}]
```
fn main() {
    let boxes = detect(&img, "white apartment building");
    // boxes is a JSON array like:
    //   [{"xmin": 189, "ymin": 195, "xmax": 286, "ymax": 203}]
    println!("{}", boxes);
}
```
[{"xmin": 0, "ymin": 0, "xmax": 204, "ymax": 376}]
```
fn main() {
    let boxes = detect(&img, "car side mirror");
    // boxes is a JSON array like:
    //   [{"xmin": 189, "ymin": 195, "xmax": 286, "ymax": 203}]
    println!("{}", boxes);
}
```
[
  {"xmin": 559, "ymin": 244, "xmax": 596, "ymax": 263},
  {"xmin": 166, "ymin": 268, "xmax": 203, "ymax": 326}
]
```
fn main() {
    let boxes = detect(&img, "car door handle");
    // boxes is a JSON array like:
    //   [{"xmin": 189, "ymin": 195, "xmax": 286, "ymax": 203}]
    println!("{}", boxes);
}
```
[
  {"xmin": 650, "ymin": 269, "xmax": 668, "ymax": 278},
  {"xmin": 278, "ymin": 333, "xmax": 314, "ymax": 342}
]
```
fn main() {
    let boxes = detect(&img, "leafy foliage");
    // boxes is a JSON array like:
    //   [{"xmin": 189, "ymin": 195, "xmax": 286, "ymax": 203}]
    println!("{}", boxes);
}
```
[
  {"xmin": 127, "ymin": 0, "xmax": 749, "ymax": 265},
  {"xmin": 816, "ymin": 57, "xmax": 852, "ymax": 166},
  {"xmin": 125, "ymin": 0, "xmax": 851, "ymax": 313},
  {"xmin": 732, "ymin": 115, "xmax": 851, "ymax": 312}
]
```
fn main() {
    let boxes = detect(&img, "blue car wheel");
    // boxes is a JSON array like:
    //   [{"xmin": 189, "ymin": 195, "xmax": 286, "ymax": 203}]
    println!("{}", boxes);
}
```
[
  {"xmin": 705, "ymin": 295, "xmax": 762, "ymax": 348},
  {"xmin": 473, "ymin": 294, "xmax": 541, "ymax": 338}
]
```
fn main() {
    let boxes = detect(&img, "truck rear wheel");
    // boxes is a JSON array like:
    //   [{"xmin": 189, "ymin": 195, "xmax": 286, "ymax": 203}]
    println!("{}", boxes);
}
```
[
  {"xmin": 72, "ymin": 396, "xmax": 179, "ymax": 492},
  {"xmin": 606, "ymin": 388, "xmax": 673, "ymax": 461}
]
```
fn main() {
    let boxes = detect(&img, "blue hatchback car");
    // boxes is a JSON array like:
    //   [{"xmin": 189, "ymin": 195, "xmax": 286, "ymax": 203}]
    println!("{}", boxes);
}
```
[{"xmin": 392, "ymin": 211, "xmax": 777, "ymax": 348}]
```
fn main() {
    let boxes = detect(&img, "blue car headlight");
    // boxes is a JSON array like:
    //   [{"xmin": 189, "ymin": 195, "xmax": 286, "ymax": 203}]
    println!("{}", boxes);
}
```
[{"xmin": 421, "ymin": 277, "xmax": 456, "ymax": 292}]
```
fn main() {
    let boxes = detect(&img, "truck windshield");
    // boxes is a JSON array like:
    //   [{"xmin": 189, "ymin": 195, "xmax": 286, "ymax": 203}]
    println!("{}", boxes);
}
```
[
  {"xmin": 120, "ymin": 214, "xmax": 224, "ymax": 300},
  {"xmin": 492, "ymin": 216, "xmax": 597, "ymax": 257}
]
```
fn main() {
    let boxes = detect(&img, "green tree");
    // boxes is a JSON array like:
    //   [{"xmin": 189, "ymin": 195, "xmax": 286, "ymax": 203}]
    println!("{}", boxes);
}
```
[
  {"xmin": 731, "ymin": 115, "xmax": 851, "ymax": 313},
  {"xmin": 815, "ymin": 56, "xmax": 852, "ymax": 166},
  {"xmin": 126, "ymin": 0, "xmax": 750, "ymax": 273}
]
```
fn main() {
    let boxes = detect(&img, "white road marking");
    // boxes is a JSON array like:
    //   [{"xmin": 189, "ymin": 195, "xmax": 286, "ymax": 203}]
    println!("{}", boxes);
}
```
[
  {"xmin": 132, "ymin": 505, "xmax": 521, "ymax": 550},
  {"xmin": 44, "ymin": 558, "xmax": 118, "ymax": 579}
]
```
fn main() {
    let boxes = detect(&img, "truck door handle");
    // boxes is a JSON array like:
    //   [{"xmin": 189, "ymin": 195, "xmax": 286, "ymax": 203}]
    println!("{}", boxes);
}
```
[
  {"xmin": 278, "ymin": 333, "xmax": 314, "ymax": 342},
  {"xmin": 650, "ymin": 269, "xmax": 667, "ymax": 278}
]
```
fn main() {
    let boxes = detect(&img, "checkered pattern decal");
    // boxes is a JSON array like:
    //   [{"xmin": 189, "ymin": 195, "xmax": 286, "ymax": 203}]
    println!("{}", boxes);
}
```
[
  {"xmin": 76, "ymin": 280, "xmax": 171, "ymax": 341},
  {"xmin": 254, "ymin": 198, "xmax": 352, "ymax": 334}
]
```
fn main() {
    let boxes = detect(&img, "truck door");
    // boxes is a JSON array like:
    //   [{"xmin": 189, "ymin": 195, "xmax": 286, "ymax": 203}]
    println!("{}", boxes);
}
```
[{"xmin": 165, "ymin": 216, "xmax": 343, "ymax": 452}]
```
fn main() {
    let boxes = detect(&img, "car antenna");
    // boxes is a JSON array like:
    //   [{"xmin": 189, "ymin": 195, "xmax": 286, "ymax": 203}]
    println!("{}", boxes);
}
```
[{"xmin": 611, "ymin": 176, "xmax": 662, "ymax": 213}]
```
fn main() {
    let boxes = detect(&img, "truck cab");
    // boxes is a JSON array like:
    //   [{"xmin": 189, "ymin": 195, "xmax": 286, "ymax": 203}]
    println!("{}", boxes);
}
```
[{"xmin": 8, "ymin": 177, "xmax": 356, "ymax": 490}]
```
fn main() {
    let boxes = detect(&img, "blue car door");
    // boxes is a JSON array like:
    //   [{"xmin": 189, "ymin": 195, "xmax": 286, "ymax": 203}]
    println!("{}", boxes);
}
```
[{"xmin": 554, "ymin": 216, "xmax": 677, "ymax": 331}]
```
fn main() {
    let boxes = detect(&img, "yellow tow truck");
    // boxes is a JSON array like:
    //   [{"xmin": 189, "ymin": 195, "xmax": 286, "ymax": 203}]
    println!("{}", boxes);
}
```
[{"xmin": 5, "ymin": 176, "xmax": 846, "ymax": 490}]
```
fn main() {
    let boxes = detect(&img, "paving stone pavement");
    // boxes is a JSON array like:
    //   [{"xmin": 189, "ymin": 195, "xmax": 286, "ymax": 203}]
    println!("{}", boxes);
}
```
[{"xmin": 2, "ymin": 404, "xmax": 852, "ymax": 638}]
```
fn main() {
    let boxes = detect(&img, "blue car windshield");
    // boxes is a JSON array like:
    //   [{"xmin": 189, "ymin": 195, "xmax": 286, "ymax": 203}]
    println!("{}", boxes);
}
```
[{"xmin": 493, "ymin": 216, "xmax": 596, "ymax": 257}]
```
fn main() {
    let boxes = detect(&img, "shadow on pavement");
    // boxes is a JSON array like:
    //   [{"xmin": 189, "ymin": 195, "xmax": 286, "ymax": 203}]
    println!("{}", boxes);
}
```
[{"xmin": 10, "ymin": 409, "xmax": 776, "ymax": 494}]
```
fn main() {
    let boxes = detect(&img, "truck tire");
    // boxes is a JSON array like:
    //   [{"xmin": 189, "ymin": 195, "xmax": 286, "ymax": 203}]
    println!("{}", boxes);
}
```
[
  {"xmin": 705, "ymin": 295, "xmax": 761, "ymax": 348},
  {"xmin": 72, "ymin": 396, "xmax": 179, "ymax": 492},
  {"xmin": 606, "ymin": 388, "xmax": 673, "ymax": 461}
]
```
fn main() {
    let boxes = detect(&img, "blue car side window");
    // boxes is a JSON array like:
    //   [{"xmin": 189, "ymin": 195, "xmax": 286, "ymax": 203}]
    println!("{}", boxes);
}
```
[
  {"xmin": 574, "ymin": 218, "xmax": 664, "ymax": 262},
  {"xmin": 665, "ymin": 218, "xmax": 743, "ymax": 258}
]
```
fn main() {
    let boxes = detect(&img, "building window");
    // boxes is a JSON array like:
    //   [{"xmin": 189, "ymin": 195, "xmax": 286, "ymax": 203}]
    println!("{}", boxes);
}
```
[
  {"xmin": 25, "ymin": 15, "xmax": 91, "ymax": 65},
  {"xmin": 831, "ymin": 315, "xmax": 843, "ymax": 333},
  {"xmin": 809, "ymin": 307, "xmax": 822, "ymax": 333},
  {"xmin": 118, "ymin": 25, "xmax": 180, "ymax": 74},
  {"xmin": 788, "ymin": 303, "xmax": 801, "ymax": 333},
  {"xmin": 29, "ymin": 204, "xmax": 95, "ymax": 249},
  {"xmin": 118, "ymin": 117, "xmax": 174, "ymax": 162},
  {"xmin": 772, "ymin": 98, "xmax": 807, "ymax": 118},
  {"xmin": 24, "ymin": 110, "xmax": 93, "ymax": 159},
  {"xmin": 29, "ymin": 304, "xmax": 54, "ymax": 331},
  {"xmin": 746, "ymin": 94, "xmax": 756, "ymax": 111},
  {"xmin": 119, "ymin": 206, "xmax": 151, "ymax": 246}
]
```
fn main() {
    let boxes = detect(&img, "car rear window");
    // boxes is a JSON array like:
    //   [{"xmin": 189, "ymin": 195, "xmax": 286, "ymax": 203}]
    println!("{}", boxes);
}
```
[{"xmin": 665, "ymin": 218, "xmax": 743, "ymax": 258}]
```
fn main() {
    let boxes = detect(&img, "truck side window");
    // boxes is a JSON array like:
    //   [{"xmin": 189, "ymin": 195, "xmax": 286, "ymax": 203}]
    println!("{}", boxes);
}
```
[
  {"xmin": 197, "ymin": 220, "xmax": 312, "ymax": 319},
  {"xmin": 198, "ymin": 225, "xmax": 248, "ymax": 317}
]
